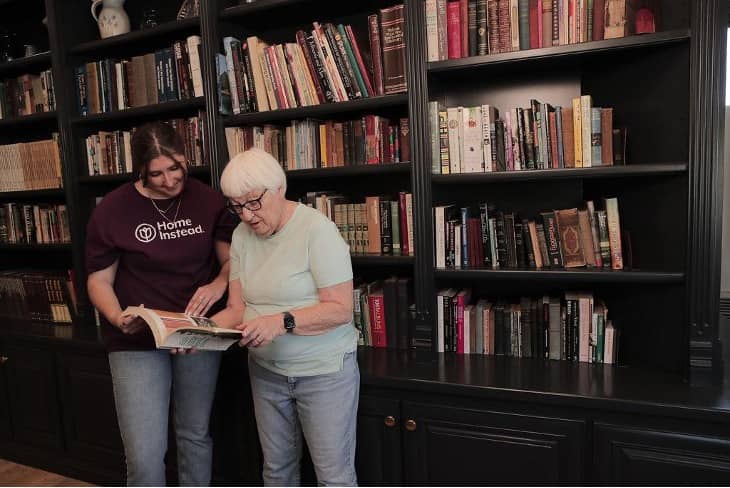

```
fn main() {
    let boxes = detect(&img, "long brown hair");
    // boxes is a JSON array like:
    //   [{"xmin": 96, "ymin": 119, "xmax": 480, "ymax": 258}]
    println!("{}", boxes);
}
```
[{"xmin": 132, "ymin": 121, "xmax": 187, "ymax": 186}]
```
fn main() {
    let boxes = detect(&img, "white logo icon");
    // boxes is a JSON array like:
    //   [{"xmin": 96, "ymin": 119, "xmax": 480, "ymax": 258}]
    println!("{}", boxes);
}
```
[{"xmin": 135, "ymin": 223, "xmax": 157, "ymax": 243}]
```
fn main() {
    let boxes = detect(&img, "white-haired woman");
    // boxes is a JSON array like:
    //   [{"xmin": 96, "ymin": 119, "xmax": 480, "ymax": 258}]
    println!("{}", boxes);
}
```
[{"xmin": 211, "ymin": 147, "xmax": 359, "ymax": 486}]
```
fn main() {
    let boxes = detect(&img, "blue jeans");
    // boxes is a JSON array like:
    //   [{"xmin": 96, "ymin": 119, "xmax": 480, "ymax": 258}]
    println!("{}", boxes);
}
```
[
  {"xmin": 108, "ymin": 350, "xmax": 222, "ymax": 486},
  {"xmin": 249, "ymin": 351, "xmax": 360, "ymax": 486}
]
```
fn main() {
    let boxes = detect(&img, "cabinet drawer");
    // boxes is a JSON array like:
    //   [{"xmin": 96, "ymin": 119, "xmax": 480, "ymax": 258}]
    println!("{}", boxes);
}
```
[
  {"xmin": 402, "ymin": 401, "xmax": 586, "ymax": 483},
  {"xmin": 594, "ymin": 422, "xmax": 730, "ymax": 483}
]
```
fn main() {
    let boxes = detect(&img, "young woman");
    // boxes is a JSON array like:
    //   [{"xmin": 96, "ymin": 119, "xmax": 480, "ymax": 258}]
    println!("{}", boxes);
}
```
[{"xmin": 85, "ymin": 121, "xmax": 237, "ymax": 486}]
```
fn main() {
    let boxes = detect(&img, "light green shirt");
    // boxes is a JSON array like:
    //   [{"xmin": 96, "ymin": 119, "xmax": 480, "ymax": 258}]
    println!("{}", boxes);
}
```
[{"xmin": 229, "ymin": 203, "xmax": 358, "ymax": 376}]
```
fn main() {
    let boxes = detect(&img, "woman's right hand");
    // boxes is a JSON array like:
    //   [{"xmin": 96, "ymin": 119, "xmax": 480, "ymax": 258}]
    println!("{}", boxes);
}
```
[{"xmin": 113, "ymin": 312, "xmax": 147, "ymax": 335}]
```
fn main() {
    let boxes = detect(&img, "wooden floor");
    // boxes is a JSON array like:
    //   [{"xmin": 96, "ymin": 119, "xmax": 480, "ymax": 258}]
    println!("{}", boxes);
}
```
[{"xmin": 0, "ymin": 459, "xmax": 93, "ymax": 486}]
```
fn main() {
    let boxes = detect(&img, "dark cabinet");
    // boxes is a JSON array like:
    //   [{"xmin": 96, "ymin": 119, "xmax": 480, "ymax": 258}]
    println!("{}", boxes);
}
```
[
  {"xmin": 356, "ymin": 393, "xmax": 586, "ymax": 485},
  {"xmin": 56, "ymin": 350, "xmax": 124, "ymax": 478},
  {"xmin": 356, "ymin": 395, "xmax": 403, "ymax": 485},
  {"xmin": 0, "ymin": 342, "xmax": 10, "ymax": 441},
  {"xmin": 594, "ymin": 422, "xmax": 730, "ymax": 483},
  {"xmin": 4, "ymin": 341, "xmax": 63, "ymax": 450},
  {"xmin": 401, "ymin": 402, "xmax": 586, "ymax": 484}
]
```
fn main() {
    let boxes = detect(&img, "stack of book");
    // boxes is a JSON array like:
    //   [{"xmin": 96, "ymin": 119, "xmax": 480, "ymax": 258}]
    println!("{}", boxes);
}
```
[
  {"xmin": 0, "ymin": 69, "xmax": 55, "ymax": 118},
  {"xmin": 0, "ymin": 136, "xmax": 63, "ymax": 191}
]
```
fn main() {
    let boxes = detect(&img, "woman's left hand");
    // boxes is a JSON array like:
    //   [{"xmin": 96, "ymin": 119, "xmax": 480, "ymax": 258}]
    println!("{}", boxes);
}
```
[
  {"xmin": 186, "ymin": 280, "xmax": 227, "ymax": 316},
  {"xmin": 236, "ymin": 314, "xmax": 285, "ymax": 348}
]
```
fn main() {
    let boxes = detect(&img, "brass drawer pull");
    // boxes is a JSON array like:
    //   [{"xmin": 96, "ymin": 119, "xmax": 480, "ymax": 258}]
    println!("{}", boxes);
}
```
[
  {"xmin": 405, "ymin": 419, "xmax": 417, "ymax": 431},
  {"xmin": 384, "ymin": 415, "xmax": 396, "ymax": 428}
]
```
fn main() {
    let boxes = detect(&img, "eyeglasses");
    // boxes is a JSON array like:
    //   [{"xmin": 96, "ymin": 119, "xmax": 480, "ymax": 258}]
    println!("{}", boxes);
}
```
[{"xmin": 226, "ymin": 189, "xmax": 267, "ymax": 215}]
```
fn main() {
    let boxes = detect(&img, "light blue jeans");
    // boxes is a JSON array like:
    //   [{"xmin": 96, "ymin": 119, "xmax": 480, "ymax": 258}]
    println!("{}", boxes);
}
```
[
  {"xmin": 249, "ymin": 351, "xmax": 360, "ymax": 486},
  {"xmin": 108, "ymin": 350, "xmax": 222, "ymax": 486}
]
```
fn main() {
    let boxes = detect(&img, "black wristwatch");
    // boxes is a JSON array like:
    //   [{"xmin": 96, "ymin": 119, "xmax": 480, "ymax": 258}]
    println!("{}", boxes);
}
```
[{"xmin": 283, "ymin": 311, "xmax": 296, "ymax": 334}]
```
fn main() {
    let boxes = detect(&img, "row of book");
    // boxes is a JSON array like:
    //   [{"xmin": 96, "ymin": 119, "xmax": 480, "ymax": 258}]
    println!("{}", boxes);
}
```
[
  {"xmin": 0, "ymin": 203, "xmax": 71, "ymax": 245},
  {"xmin": 436, "ymin": 290, "xmax": 618, "ymax": 364},
  {"xmin": 85, "ymin": 114, "xmax": 206, "ymax": 176},
  {"xmin": 75, "ymin": 36, "xmax": 203, "ymax": 115},
  {"xmin": 217, "ymin": 4, "xmax": 406, "ymax": 114},
  {"xmin": 425, "ymin": 0, "xmax": 644, "ymax": 61},
  {"xmin": 0, "ymin": 136, "xmax": 63, "ymax": 192},
  {"xmin": 0, "ymin": 69, "xmax": 55, "ymax": 119},
  {"xmin": 0, "ymin": 270, "xmax": 75, "ymax": 324},
  {"xmin": 304, "ymin": 191, "xmax": 414, "ymax": 256},
  {"xmin": 429, "ymin": 95, "xmax": 624, "ymax": 175},
  {"xmin": 434, "ymin": 197, "xmax": 623, "ymax": 270},
  {"xmin": 354, "ymin": 277, "xmax": 413, "ymax": 348},
  {"xmin": 224, "ymin": 116, "xmax": 410, "ymax": 170}
]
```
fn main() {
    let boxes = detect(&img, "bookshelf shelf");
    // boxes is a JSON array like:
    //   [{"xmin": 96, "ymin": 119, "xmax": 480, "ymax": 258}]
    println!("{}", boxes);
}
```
[
  {"xmin": 220, "ymin": 0, "xmax": 314, "ymax": 19},
  {"xmin": 286, "ymin": 162, "xmax": 411, "ymax": 180},
  {"xmin": 351, "ymin": 254, "xmax": 415, "ymax": 266},
  {"xmin": 0, "ymin": 111, "xmax": 57, "ymax": 129},
  {"xmin": 0, "ymin": 51, "xmax": 52, "ymax": 78},
  {"xmin": 427, "ymin": 30, "xmax": 691, "ymax": 75},
  {"xmin": 0, "ymin": 188, "xmax": 65, "ymax": 199},
  {"xmin": 78, "ymin": 165, "xmax": 211, "ymax": 184},
  {"xmin": 69, "ymin": 18, "xmax": 201, "ymax": 58},
  {"xmin": 223, "ymin": 94, "xmax": 409, "ymax": 127},
  {"xmin": 431, "ymin": 163, "xmax": 688, "ymax": 184},
  {"xmin": 70, "ymin": 98, "xmax": 205, "ymax": 126},
  {"xmin": 434, "ymin": 268, "xmax": 685, "ymax": 284},
  {"xmin": 0, "ymin": 243, "xmax": 72, "ymax": 251}
]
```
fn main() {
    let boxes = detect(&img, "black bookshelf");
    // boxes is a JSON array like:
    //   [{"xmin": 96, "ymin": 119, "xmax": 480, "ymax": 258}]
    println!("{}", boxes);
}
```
[
  {"xmin": 70, "ymin": 97, "xmax": 205, "ymax": 126},
  {"xmin": 0, "ymin": 0, "xmax": 727, "ymax": 484},
  {"xmin": 0, "ymin": 188, "xmax": 65, "ymax": 198},
  {"xmin": 78, "ymin": 165, "xmax": 211, "ymax": 184},
  {"xmin": 0, "ymin": 51, "xmax": 51, "ymax": 78},
  {"xmin": 69, "ymin": 17, "xmax": 201, "ymax": 58},
  {"xmin": 351, "ymin": 253, "xmax": 415, "ymax": 267},
  {"xmin": 285, "ymin": 162, "xmax": 410, "ymax": 180},
  {"xmin": 219, "ymin": 0, "xmax": 314, "ymax": 18},
  {"xmin": 431, "ymin": 163, "xmax": 688, "ymax": 184},
  {"xmin": 223, "ymin": 94, "xmax": 409, "ymax": 127},
  {"xmin": 434, "ymin": 268, "xmax": 685, "ymax": 285},
  {"xmin": 428, "ymin": 29, "xmax": 691, "ymax": 74},
  {"xmin": 0, "ymin": 242, "xmax": 72, "ymax": 251},
  {"xmin": 0, "ymin": 111, "xmax": 57, "ymax": 128}
]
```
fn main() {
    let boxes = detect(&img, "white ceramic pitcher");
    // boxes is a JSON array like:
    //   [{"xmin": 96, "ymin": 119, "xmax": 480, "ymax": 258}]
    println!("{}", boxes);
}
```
[{"xmin": 91, "ymin": 0, "xmax": 131, "ymax": 39}]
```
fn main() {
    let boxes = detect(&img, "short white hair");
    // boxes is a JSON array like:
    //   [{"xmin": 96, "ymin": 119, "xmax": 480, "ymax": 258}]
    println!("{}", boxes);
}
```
[{"xmin": 220, "ymin": 147, "xmax": 287, "ymax": 198}]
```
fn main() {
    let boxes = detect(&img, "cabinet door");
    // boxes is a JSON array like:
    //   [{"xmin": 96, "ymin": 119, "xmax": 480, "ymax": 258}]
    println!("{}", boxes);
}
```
[
  {"xmin": 594, "ymin": 422, "xmax": 730, "ymax": 483},
  {"xmin": 356, "ymin": 395, "xmax": 403, "ymax": 485},
  {"xmin": 56, "ymin": 350, "xmax": 124, "ymax": 476},
  {"xmin": 4, "ymin": 341, "xmax": 63, "ymax": 449},
  {"xmin": 402, "ymin": 401, "xmax": 586, "ymax": 484},
  {"xmin": 0, "ymin": 343, "xmax": 10, "ymax": 442}
]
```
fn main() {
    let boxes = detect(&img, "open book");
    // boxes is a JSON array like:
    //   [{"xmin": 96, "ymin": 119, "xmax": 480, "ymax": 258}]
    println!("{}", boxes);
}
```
[{"xmin": 124, "ymin": 306, "xmax": 242, "ymax": 351}]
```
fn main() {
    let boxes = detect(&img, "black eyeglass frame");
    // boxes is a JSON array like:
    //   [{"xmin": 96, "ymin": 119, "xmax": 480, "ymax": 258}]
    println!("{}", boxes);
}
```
[{"xmin": 226, "ymin": 189, "xmax": 268, "ymax": 215}]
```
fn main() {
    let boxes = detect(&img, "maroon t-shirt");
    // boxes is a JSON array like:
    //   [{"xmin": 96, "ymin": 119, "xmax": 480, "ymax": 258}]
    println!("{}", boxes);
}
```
[{"xmin": 85, "ymin": 178, "xmax": 238, "ymax": 352}]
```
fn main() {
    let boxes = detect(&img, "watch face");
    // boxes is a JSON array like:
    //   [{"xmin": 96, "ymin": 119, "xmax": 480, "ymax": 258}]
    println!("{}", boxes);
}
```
[{"xmin": 284, "ymin": 313, "xmax": 295, "ymax": 330}]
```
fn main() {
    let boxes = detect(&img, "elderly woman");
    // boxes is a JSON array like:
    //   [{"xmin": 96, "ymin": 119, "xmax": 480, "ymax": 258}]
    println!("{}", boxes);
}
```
[{"xmin": 211, "ymin": 147, "xmax": 360, "ymax": 486}]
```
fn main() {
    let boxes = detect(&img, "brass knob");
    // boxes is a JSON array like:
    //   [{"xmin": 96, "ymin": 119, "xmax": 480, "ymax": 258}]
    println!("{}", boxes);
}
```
[
  {"xmin": 384, "ymin": 415, "xmax": 396, "ymax": 428},
  {"xmin": 405, "ymin": 419, "xmax": 417, "ymax": 431},
  {"xmin": 0, "ymin": 356, "xmax": 7, "ymax": 364}
]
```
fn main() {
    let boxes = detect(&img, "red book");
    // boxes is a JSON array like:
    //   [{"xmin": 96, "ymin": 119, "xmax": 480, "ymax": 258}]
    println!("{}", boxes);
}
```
[
  {"xmin": 536, "ymin": 0, "xmax": 543, "ymax": 48},
  {"xmin": 460, "ymin": 0, "xmax": 469, "ymax": 57},
  {"xmin": 369, "ymin": 289, "xmax": 387, "ymax": 347},
  {"xmin": 455, "ymin": 290, "xmax": 470, "ymax": 354},
  {"xmin": 367, "ymin": 14, "xmax": 384, "ymax": 96},
  {"xmin": 295, "ymin": 30, "xmax": 326, "ymax": 104},
  {"xmin": 399, "ymin": 191, "xmax": 409, "ymax": 256},
  {"xmin": 592, "ymin": 0, "xmax": 605, "ymax": 40},
  {"xmin": 345, "ymin": 25, "xmax": 376, "ymax": 99},
  {"xmin": 447, "ymin": 2, "xmax": 462, "ymax": 59},
  {"xmin": 399, "ymin": 118, "xmax": 410, "ymax": 162},
  {"xmin": 529, "ymin": 0, "xmax": 541, "ymax": 48}
]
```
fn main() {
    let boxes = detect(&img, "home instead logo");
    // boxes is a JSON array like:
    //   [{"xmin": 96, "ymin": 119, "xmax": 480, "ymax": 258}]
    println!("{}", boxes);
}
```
[{"xmin": 134, "ymin": 219, "xmax": 204, "ymax": 243}]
